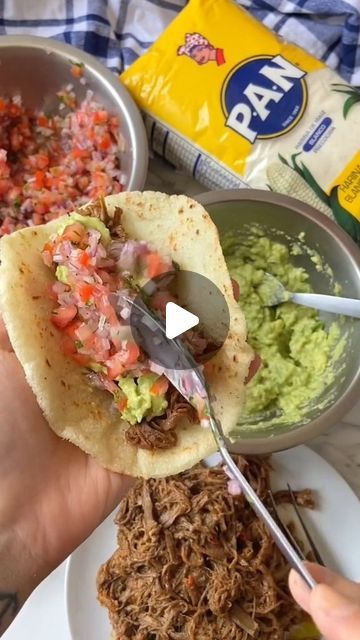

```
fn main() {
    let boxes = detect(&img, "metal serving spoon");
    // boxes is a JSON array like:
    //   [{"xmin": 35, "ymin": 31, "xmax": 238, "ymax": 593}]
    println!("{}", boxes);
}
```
[
  {"xmin": 261, "ymin": 272, "xmax": 360, "ymax": 318},
  {"xmin": 123, "ymin": 294, "xmax": 317, "ymax": 590}
]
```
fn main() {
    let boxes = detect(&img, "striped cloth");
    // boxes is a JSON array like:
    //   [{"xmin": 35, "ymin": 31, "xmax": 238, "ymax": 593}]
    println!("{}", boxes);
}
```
[{"xmin": 0, "ymin": 0, "xmax": 359, "ymax": 84}]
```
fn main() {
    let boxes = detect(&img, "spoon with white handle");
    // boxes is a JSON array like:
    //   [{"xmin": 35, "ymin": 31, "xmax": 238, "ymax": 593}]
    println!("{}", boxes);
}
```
[{"xmin": 262, "ymin": 273, "xmax": 360, "ymax": 318}]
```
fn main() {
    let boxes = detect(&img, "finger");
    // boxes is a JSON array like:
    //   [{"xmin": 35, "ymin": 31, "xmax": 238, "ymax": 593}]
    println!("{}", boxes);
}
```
[
  {"xmin": 0, "ymin": 316, "xmax": 13, "ymax": 352},
  {"xmin": 105, "ymin": 471, "xmax": 136, "ymax": 515},
  {"xmin": 289, "ymin": 563, "xmax": 360, "ymax": 614},
  {"xmin": 310, "ymin": 583, "xmax": 360, "ymax": 640},
  {"xmin": 289, "ymin": 569, "xmax": 312, "ymax": 613},
  {"xmin": 231, "ymin": 278, "xmax": 240, "ymax": 302},
  {"xmin": 308, "ymin": 563, "xmax": 360, "ymax": 601},
  {"xmin": 245, "ymin": 353, "xmax": 261, "ymax": 384}
]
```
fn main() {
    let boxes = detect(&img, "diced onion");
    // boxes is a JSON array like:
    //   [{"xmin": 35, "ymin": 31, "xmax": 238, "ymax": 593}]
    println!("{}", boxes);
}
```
[{"xmin": 120, "ymin": 307, "xmax": 130, "ymax": 320}]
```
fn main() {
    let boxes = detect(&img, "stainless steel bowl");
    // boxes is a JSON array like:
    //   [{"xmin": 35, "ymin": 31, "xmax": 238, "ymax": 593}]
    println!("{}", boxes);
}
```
[
  {"xmin": 198, "ymin": 189, "xmax": 360, "ymax": 454},
  {"xmin": 0, "ymin": 35, "xmax": 148, "ymax": 190}
]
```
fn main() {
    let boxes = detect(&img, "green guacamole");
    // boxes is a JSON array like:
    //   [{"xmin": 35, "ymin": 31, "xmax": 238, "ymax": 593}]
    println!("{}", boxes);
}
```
[
  {"xmin": 222, "ymin": 233, "xmax": 342, "ymax": 427},
  {"xmin": 118, "ymin": 374, "xmax": 168, "ymax": 425}
]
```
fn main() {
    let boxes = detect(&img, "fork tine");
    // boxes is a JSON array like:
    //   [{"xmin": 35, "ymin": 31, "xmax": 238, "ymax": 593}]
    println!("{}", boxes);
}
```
[
  {"xmin": 268, "ymin": 490, "xmax": 307, "ymax": 562},
  {"xmin": 287, "ymin": 483, "xmax": 325, "ymax": 566}
]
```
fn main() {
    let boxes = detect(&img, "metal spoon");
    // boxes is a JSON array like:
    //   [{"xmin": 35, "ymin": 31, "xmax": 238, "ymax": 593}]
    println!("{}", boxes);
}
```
[{"xmin": 260, "ymin": 272, "xmax": 360, "ymax": 318}]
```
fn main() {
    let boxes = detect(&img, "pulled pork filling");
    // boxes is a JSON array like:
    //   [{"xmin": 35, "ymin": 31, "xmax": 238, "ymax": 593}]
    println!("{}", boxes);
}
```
[
  {"xmin": 97, "ymin": 456, "xmax": 317, "ymax": 640},
  {"xmin": 42, "ymin": 199, "xmax": 208, "ymax": 450}
]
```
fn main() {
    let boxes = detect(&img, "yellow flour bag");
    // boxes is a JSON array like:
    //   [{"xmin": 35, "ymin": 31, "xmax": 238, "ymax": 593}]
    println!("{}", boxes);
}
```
[{"xmin": 121, "ymin": 0, "xmax": 360, "ymax": 244}]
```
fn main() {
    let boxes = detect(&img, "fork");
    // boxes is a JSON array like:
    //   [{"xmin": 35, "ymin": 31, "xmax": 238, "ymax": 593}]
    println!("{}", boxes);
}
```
[
  {"xmin": 124, "ymin": 293, "xmax": 317, "ymax": 589},
  {"xmin": 268, "ymin": 484, "xmax": 325, "ymax": 566}
]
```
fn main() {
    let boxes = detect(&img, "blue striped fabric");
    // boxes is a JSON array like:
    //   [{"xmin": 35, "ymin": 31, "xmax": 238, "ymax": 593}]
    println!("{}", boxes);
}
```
[{"xmin": 0, "ymin": 0, "xmax": 359, "ymax": 84}]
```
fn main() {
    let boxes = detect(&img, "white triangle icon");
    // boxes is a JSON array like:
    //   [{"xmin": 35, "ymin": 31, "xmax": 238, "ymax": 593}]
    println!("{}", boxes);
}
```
[{"xmin": 165, "ymin": 302, "xmax": 199, "ymax": 339}]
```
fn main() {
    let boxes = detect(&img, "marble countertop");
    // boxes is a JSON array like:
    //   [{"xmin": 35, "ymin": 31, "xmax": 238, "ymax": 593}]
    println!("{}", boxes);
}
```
[{"xmin": 4, "ymin": 157, "xmax": 360, "ymax": 640}]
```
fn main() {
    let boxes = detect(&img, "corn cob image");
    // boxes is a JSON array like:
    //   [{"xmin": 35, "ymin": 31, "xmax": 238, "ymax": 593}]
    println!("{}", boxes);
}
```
[
  {"xmin": 269, "ymin": 153, "xmax": 360, "ymax": 245},
  {"xmin": 332, "ymin": 83, "xmax": 360, "ymax": 119},
  {"xmin": 267, "ymin": 162, "xmax": 335, "ymax": 219}
]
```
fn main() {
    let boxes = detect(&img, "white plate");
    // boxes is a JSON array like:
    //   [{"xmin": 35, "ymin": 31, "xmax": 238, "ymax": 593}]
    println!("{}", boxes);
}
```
[{"xmin": 65, "ymin": 445, "xmax": 360, "ymax": 640}]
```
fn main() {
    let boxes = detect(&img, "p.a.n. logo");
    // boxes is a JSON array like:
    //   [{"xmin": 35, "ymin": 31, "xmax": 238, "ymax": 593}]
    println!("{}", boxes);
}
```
[{"xmin": 221, "ymin": 55, "xmax": 307, "ymax": 143}]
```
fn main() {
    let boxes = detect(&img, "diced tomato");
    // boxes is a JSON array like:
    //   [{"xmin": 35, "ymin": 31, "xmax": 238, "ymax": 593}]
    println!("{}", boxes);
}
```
[
  {"xmin": 106, "ymin": 353, "xmax": 125, "ymax": 380},
  {"xmin": 78, "ymin": 282, "xmax": 95, "ymax": 304},
  {"xmin": 150, "ymin": 376, "xmax": 169, "ymax": 396},
  {"xmin": 47, "ymin": 283, "xmax": 58, "ymax": 300},
  {"xmin": 117, "ymin": 395, "xmax": 128, "ymax": 413},
  {"xmin": 61, "ymin": 335, "xmax": 76, "ymax": 356},
  {"xmin": 97, "ymin": 294, "xmax": 118, "ymax": 325},
  {"xmin": 6, "ymin": 186, "xmax": 21, "ymax": 204},
  {"xmin": 44, "ymin": 239, "xmax": 60, "ymax": 259},
  {"xmin": 71, "ymin": 64, "xmax": 84, "ymax": 79},
  {"xmin": 146, "ymin": 253, "xmax": 162, "ymax": 279},
  {"xmin": 0, "ymin": 179, "xmax": 12, "ymax": 196},
  {"xmin": 121, "ymin": 342, "xmax": 140, "ymax": 366},
  {"xmin": 72, "ymin": 147, "xmax": 88, "ymax": 159},
  {"xmin": 0, "ymin": 217, "xmax": 14, "ymax": 236},
  {"xmin": 8, "ymin": 103, "xmax": 21, "ymax": 118},
  {"xmin": 10, "ymin": 129, "xmax": 22, "ymax": 151},
  {"xmin": 78, "ymin": 251, "xmax": 90, "ymax": 267},
  {"xmin": 64, "ymin": 319, "xmax": 82, "ymax": 339},
  {"xmin": 51, "ymin": 305, "xmax": 77, "ymax": 329},
  {"xmin": 147, "ymin": 253, "xmax": 173, "ymax": 280},
  {"xmin": 93, "ymin": 171, "xmax": 108, "ymax": 189},
  {"xmin": 37, "ymin": 115, "xmax": 49, "ymax": 127},
  {"xmin": 75, "ymin": 322, "xmax": 94, "ymax": 343},
  {"xmin": 97, "ymin": 269, "xmax": 112, "ymax": 284},
  {"xmin": 36, "ymin": 153, "xmax": 49, "ymax": 170},
  {"xmin": 72, "ymin": 352, "xmax": 91, "ymax": 366},
  {"xmin": 32, "ymin": 213, "xmax": 43, "ymax": 225},
  {"xmin": 83, "ymin": 335, "xmax": 110, "ymax": 362},
  {"xmin": 93, "ymin": 110, "xmax": 108, "ymax": 124},
  {"xmin": 34, "ymin": 170, "xmax": 45, "ymax": 190},
  {"xmin": 98, "ymin": 134, "xmax": 111, "ymax": 150},
  {"xmin": 61, "ymin": 222, "xmax": 86, "ymax": 245}
]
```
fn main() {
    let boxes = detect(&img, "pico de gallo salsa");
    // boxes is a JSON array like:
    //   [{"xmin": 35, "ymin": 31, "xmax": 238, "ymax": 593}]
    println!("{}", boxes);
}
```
[{"xmin": 0, "ymin": 90, "xmax": 125, "ymax": 237}]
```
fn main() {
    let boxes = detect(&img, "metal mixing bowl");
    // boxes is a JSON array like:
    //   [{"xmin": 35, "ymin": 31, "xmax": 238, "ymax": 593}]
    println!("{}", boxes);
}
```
[
  {"xmin": 0, "ymin": 35, "xmax": 148, "ymax": 190},
  {"xmin": 198, "ymin": 189, "xmax": 360, "ymax": 454}
]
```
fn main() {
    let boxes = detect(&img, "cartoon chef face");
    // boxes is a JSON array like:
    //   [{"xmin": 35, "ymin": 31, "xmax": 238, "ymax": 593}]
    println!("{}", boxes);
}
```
[{"xmin": 177, "ymin": 33, "xmax": 225, "ymax": 66}]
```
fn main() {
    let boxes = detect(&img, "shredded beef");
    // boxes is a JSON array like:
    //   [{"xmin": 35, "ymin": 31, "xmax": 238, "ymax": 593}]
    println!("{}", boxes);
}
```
[
  {"xmin": 154, "ymin": 387, "xmax": 197, "ymax": 433},
  {"xmin": 125, "ymin": 422, "xmax": 177, "ymax": 450},
  {"xmin": 97, "ymin": 456, "xmax": 315, "ymax": 640},
  {"xmin": 77, "ymin": 196, "xmax": 126, "ymax": 239},
  {"xmin": 274, "ymin": 488, "xmax": 316, "ymax": 509},
  {"xmin": 125, "ymin": 387, "xmax": 197, "ymax": 451}
]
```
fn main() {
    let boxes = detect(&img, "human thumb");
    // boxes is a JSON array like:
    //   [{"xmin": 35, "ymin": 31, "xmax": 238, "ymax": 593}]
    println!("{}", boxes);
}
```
[{"xmin": 310, "ymin": 583, "xmax": 360, "ymax": 640}]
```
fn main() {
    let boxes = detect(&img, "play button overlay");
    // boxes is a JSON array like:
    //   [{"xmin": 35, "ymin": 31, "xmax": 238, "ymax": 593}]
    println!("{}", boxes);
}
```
[
  {"xmin": 128, "ymin": 270, "xmax": 230, "ymax": 371},
  {"xmin": 165, "ymin": 302, "xmax": 199, "ymax": 339}
]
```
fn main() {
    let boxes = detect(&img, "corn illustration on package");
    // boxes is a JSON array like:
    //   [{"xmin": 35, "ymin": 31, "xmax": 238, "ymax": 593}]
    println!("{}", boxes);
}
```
[{"xmin": 121, "ymin": 0, "xmax": 360, "ymax": 244}]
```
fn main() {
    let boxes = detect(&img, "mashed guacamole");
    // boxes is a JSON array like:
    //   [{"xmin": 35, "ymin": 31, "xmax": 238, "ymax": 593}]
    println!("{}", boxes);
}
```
[{"xmin": 222, "ymin": 232, "xmax": 342, "ymax": 427}]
